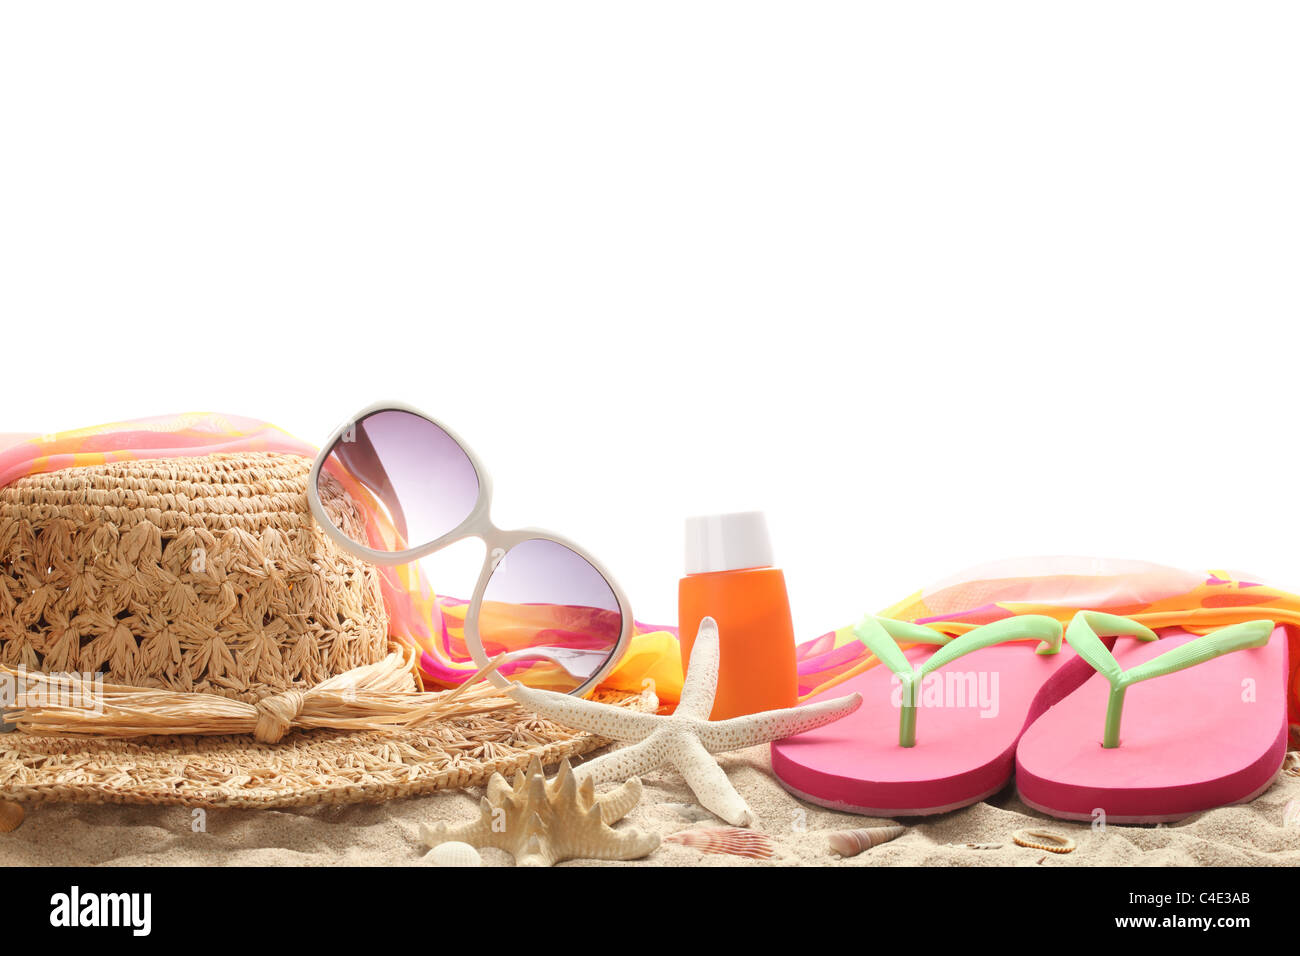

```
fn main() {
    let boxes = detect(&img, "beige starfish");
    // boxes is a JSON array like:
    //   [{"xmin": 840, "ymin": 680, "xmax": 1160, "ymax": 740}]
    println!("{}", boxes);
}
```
[
  {"xmin": 420, "ymin": 756, "xmax": 658, "ymax": 867},
  {"xmin": 507, "ymin": 616, "xmax": 862, "ymax": 826}
]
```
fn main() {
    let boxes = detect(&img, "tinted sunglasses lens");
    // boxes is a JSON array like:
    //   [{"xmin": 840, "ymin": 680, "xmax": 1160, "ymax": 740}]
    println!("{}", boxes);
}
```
[
  {"xmin": 316, "ymin": 409, "xmax": 480, "ymax": 552},
  {"xmin": 480, "ymin": 538, "xmax": 623, "ymax": 693}
]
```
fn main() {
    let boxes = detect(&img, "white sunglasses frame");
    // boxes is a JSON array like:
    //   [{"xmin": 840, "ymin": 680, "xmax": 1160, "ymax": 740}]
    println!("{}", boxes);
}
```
[{"xmin": 306, "ymin": 400, "xmax": 634, "ymax": 696}]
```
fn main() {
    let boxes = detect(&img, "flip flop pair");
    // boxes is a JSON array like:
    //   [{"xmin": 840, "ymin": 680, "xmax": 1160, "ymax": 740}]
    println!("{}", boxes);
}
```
[{"xmin": 771, "ymin": 611, "xmax": 1288, "ymax": 823}]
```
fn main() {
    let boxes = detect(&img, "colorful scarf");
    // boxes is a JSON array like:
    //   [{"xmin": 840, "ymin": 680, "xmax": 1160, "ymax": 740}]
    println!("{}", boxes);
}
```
[
  {"xmin": 799, "ymin": 556, "xmax": 1300, "ymax": 721},
  {"xmin": 3, "ymin": 418, "xmax": 1297, "ymax": 717}
]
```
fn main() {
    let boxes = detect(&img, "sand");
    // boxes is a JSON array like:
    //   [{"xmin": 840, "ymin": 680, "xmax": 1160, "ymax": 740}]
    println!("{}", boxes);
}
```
[{"xmin": 4, "ymin": 743, "xmax": 1300, "ymax": 866}]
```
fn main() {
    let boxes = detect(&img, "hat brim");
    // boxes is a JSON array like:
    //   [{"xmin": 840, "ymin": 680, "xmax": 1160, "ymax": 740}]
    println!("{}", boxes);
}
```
[{"xmin": 0, "ymin": 692, "xmax": 640, "ymax": 809}]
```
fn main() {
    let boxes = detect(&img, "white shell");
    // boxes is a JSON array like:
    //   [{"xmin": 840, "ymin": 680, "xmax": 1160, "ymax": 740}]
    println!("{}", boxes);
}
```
[{"xmin": 427, "ymin": 841, "xmax": 483, "ymax": 867}]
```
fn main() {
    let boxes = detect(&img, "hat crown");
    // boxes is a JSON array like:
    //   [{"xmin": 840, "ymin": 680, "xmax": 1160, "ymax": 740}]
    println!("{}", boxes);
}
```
[{"xmin": 0, "ymin": 452, "xmax": 392, "ymax": 703}]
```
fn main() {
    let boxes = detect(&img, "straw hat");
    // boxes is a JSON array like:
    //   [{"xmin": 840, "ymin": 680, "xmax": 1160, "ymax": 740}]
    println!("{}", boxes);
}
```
[{"xmin": 0, "ymin": 452, "xmax": 626, "ymax": 810}]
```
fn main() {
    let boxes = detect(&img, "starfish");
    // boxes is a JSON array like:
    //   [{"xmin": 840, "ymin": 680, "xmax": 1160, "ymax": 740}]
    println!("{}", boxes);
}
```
[{"xmin": 507, "ymin": 617, "xmax": 862, "ymax": 826}]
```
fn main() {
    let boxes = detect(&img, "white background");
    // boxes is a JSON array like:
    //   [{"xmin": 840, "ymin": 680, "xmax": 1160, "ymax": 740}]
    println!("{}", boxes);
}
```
[{"xmin": 2, "ymin": 2, "xmax": 1297, "ymax": 640}]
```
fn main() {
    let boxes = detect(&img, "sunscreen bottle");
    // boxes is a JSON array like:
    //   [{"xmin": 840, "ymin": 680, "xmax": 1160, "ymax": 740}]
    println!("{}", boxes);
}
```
[{"xmin": 678, "ymin": 511, "xmax": 798, "ymax": 720}]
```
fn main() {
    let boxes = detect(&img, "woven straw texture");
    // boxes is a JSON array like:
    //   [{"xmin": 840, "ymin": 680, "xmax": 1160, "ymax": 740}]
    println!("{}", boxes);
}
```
[
  {"xmin": 0, "ymin": 453, "xmax": 392, "ymax": 700},
  {"xmin": 0, "ymin": 452, "xmax": 626, "ymax": 809},
  {"xmin": 0, "ymin": 693, "xmax": 636, "ymax": 808}
]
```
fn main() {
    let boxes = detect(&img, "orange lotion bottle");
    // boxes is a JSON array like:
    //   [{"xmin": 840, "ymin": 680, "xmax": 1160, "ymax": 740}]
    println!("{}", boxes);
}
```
[{"xmin": 678, "ymin": 512, "xmax": 798, "ymax": 720}]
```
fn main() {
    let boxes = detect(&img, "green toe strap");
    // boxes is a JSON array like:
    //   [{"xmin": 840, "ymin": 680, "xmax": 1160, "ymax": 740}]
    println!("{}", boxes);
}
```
[
  {"xmin": 853, "ymin": 615, "xmax": 1063, "ymax": 748},
  {"xmin": 1064, "ymin": 610, "xmax": 1274, "ymax": 749}
]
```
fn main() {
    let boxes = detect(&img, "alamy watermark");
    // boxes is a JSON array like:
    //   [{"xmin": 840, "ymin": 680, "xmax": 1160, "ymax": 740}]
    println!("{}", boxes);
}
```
[
  {"xmin": 889, "ymin": 670, "xmax": 1000, "ymax": 718},
  {"xmin": 49, "ymin": 886, "xmax": 151, "ymax": 936},
  {"xmin": 0, "ymin": 666, "xmax": 105, "ymax": 715}
]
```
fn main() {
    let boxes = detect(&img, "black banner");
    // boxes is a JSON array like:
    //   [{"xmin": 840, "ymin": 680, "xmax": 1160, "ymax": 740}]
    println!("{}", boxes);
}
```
[{"xmin": 7, "ymin": 865, "xmax": 1283, "ymax": 943}]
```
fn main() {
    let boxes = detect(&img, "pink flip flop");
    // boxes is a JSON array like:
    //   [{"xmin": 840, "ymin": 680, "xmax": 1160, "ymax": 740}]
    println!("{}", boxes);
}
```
[
  {"xmin": 771, "ymin": 613, "xmax": 1134, "ymax": 816},
  {"xmin": 1016, "ymin": 612, "xmax": 1288, "ymax": 823}
]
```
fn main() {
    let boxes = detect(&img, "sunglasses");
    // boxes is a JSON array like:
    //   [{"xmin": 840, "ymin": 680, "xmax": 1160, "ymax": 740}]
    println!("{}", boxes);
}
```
[{"xmin": 306, "ymin": 401, "xmax": 633, "ymax": 696}]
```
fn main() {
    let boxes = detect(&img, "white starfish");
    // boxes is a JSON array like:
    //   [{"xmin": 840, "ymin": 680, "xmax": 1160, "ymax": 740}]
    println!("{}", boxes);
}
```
[{"xmin": 507, "ymin": 617, "xmax": 862, "ymax": 826}]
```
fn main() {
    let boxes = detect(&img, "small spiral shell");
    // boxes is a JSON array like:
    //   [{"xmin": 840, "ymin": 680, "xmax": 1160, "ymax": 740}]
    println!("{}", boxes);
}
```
[{"xmin": 827, "ymin": 825, "xmax": 906, "ymax": 857}]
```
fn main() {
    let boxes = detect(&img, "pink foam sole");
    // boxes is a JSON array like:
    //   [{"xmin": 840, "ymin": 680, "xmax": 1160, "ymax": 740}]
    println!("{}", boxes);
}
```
[
  {"xmin": 771, "ymin": 640, "xmax": 1130, "ymax": 816},
  {"xmin": 1015, "ymin": 627, "xmax": 1289, "ymax": 823}
]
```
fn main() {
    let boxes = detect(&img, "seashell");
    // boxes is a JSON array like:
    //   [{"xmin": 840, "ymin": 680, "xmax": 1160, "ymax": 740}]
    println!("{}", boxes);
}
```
[
  {"xmin": 418, "ymin": 757, "xmax": 659, "ymax": 867},
  {"xmin": 827, "ymin": 825, "xmax": 906, "ymax": 857},
  {"xmin": 427, "ymin": 841, "xmax": 482, "ymax": 867},
  {"xmin": 0, "ymin": 801, "xmax": 24, "ymax": 833},
  {"xmin": 1011, "ymin": 828, "xmax": 1075, "ymax": 853},
  {"xmin": 664, "ymin": 826, "xmax": 774, "ymax": 860},
  {"xmin": 1283, "ymin": 751, "xmax": 1300, "ymax": 778},
  {"xmin": 944, "ymin": 842, "xmax": 1003, "ymax": 850},
  {"xmin": 1283, "ymin": 798, "xmax": 1300, "ymax": 827}
]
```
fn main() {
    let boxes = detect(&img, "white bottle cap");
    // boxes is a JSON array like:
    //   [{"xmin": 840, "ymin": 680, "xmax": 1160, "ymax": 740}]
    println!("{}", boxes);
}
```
[{"xmin": 684, "ymin": 511, "xmax": 775, "ymax": 575}]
